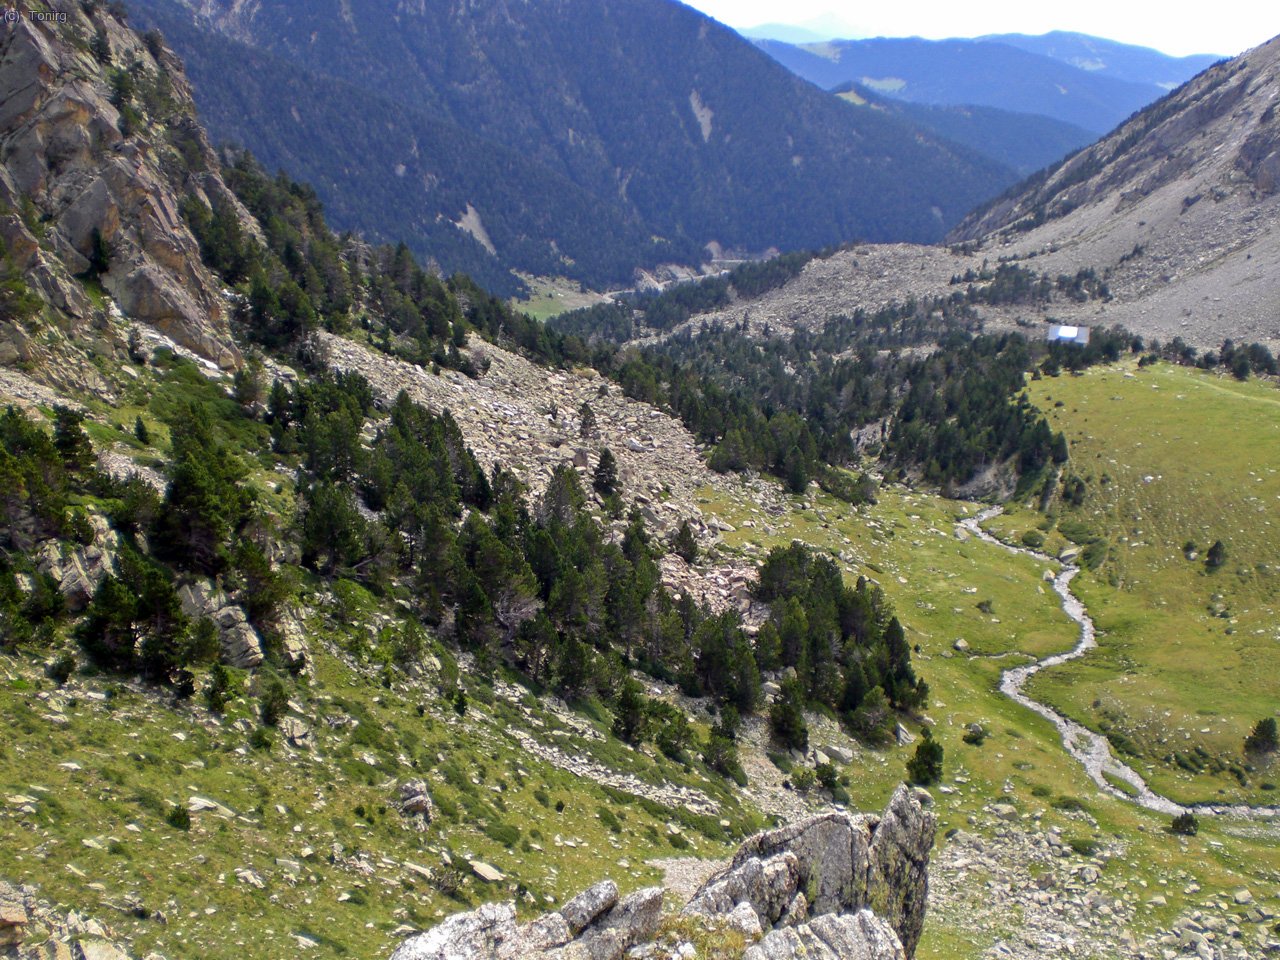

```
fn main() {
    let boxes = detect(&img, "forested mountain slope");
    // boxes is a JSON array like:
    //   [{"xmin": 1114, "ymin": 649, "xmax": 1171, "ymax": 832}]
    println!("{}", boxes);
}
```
[
  {"xmin": 129, "ymin": 0, "xmax": 1013, "ymax": 293},
  {"xmin": 951, "ymin": 33, "xmax": 1280, "ymax": 347}
]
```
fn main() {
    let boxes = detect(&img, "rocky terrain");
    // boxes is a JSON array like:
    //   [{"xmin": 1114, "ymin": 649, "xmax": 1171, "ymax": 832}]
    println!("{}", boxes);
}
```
[
  {"xmin": 637, "ymin": 35, "xmax": 1280, "ymax": 353},
  {"xmin": 318, "ymin": 330, "xmax": 782, "ymax": 617},
  {"xmin": 931, "ymin": 809, "xmax": 1280, "ymax": 960},
  {"xmin": 0, "ymin": 0, "xmax": 253, "ymax": 379},
  {"xmin": 388, "ymin": 785, "xmax": 935, "ymax": 960},
  {"xmin": 0, "ymin": 877, "xmax": 154, "ymax": 960},
  {"xmin": 951, "ymin": 34, "xmax": 1280, "ymax": 348}
]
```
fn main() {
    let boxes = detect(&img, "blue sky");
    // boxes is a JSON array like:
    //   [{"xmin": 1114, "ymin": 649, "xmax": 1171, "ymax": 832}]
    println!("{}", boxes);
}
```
[{"xmin": 680, "ymin": 0, "xmax": 1273, "ymax": 57}]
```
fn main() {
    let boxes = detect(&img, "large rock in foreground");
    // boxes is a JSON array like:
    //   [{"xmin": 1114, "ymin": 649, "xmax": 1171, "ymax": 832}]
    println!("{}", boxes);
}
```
[
  {"xmin": 388, "ymin": 886, "xmax": 664, "ymax": 960},
  {"xmin": 388, "ymin": 785, "xmax": 934, "ymax": 960},
  {"xmin": 685, "ymin": 784, "xmax": 934, "ymax": 957}
]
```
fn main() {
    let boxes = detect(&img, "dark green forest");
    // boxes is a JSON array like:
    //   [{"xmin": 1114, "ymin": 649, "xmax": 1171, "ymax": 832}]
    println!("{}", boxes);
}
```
[{"xmin": 130, "ymin": 0, "xmax": 1012, "ymax": 292}]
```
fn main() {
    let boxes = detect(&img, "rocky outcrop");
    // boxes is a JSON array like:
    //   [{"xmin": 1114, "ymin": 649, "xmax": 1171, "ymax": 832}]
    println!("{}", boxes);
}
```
[
  {"xmin": 685, "ymin": 784, "xmax": 934, "ymax": 958},
  {"xmin": 0, "ymin": 1, "xmax": 250, "ymax": 376},
  {"xmin": 388, "ymin": 787, "xmax": 934, "ymax": 960},
  {"xmin": 387, "ymin": 886, "xmax": 664, "ymax": 960},
  {"xmin": 33, "ymin": 515, "xmax": 119, "ymax": 613},
  {"xmin": 0, "ymin": 879, "xmax": 155, "ymax": 960},
  {"xmin": 744, "ymin": 911, "xmax": 905, "ymax": 960},
  {"xmin": 397, "ymin": 780, "xmax": 435, "ymax": 823},
  {"xmin": 176, "ymin": 580, "xmax": 264, "ymax": 669}
]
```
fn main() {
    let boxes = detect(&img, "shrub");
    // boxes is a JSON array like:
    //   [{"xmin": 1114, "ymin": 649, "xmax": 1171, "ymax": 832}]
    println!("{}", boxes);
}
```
[
  {"xmin": 672, "ymin": 520, "xmax": 698, "ymax": 564},
  {"xmin": 905, "ymin": 728, "xmax": 943, "ymax": 785},
  {"xmin": 597, "ymin": 806, "xmax": 622, "ymax": 834},
  {"xmin": 1067, "ymin": 837, "xmax": 1100, "ymax": 856},
  {"xmin": 791, "ymin": 766, "xmax": 816, "ymax": 791},
  {"xmin": 165, "ymin": 805, "xmax": 191, "ymax": 831},
  {"xmin": 814, "ymin": 762, "xmax": 839, "ymax": 791},
  {"xmin": 1245, "ymin": 717, "xmax": 1278, "ymax": 754},
  {"xmin": 46, "ymin": 652, "xmax": 76, "ymax": 686},
  {"xmin": 204, "ymin": 664, "xmax": 231, "ymax": 712},
  {"xmin": 258, "ymin": 673, "xmax": 289, "ymax": 726},
  {"xmin": 1052, "ymin": 796, "xmax": 1087, "ymax": 813},
  {"xmin": 484, "ymin": 822, "xmax": 520, "ymax": 847}
]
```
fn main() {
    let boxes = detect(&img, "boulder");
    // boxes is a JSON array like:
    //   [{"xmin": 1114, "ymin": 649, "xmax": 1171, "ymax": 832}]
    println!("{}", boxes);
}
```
[
  {"xmin": 559, "ymin": 880, "xmax": 617, "ymax": 935},
  {"xmin": 73, "ymin": 942, "xmax": 130, "ymax": 960},
  {"xmin": 220, "ymin": 622, "xmax": 264, "ymax": 669},
  {"xmin": 743, "ymin": 910, "xmax": 905, "ymax": 960},
  {"xmin": 279, "ymin": 716, "xmax": 310, "ymax": 749},
  {"xmin": 389, "ymin": 902, "xmax": 516, "ymax": 960},
  {"xmin": 470, "ymin": 861, "xmax": 504, "ymax": 884},
  {"xmin": 397, "ymin": 781, "xmax": 435, "ymax": 821}
]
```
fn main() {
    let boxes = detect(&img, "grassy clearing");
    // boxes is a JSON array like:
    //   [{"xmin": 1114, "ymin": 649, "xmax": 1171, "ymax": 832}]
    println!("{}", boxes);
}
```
[
  {"xmin": 995, "ymin": 361, "xmax": 1280, "ymax": 806},
  {"xmin": 699, "ymin": 470, "xmax": 1280, "ymax": 958},
  {"xmin": 510, "ymin": 275, "xmax": 611, "ymax": 322}
]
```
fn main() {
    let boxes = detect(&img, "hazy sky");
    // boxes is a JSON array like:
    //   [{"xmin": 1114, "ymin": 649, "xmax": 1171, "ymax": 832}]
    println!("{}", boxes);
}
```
[{"xmin": 679, "ymin": 0, "xmax": 1274, "ymax": 57}]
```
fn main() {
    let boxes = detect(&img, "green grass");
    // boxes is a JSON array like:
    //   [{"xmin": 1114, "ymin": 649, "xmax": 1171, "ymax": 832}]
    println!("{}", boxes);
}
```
[
  {"xmin": 998, "ymin": 360, "xmax": 1280, "ymax": 806},
  {"xmin": 0, "ymin": 601, "xmax": 755, "ymax": 960},
  {"xmin": 509, "ymin": 275, "xmax": 610, "ymax": 323},
  {"xmin": 697, "ymin": 459, "xmax": 1280, "ymax": 958}
]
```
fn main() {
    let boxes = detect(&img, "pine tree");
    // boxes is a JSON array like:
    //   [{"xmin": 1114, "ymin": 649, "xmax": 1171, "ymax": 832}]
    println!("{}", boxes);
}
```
[
  {"xmin": 905, "ymin": 727, "xmax": 943, "ymax": 785},
  {"xmin": 1244, "ymin": 717, "xmax": 1278, "ymax": 754},
  {"xmin": 769, "ymin": 676, "xmax": 808, "ymax": 752},
  {"xmin": 579, "ymin": 401, "xmax": 597, "ymax": 438},
  {"xmin": 672, "ymin": 519, "xmax": 698, "ymax": 564},
  {"xmin": 593, "ymin": 448, "xmax": 619, "ymax": 497},
  {"xmin": 783, "ymin": 444, "xmax": 809, "ymax": 494},
  {"xmin": 53, "ymin": 407, "xmax": 94, "ymax": 473},
  {"xmin": 611, "ymin": 677, "xmax": 648, "ymax": 745}
]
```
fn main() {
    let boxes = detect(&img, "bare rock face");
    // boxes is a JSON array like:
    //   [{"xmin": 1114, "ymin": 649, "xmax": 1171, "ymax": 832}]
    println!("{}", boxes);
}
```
[
  {"xmin": 33, "ymin": 514, "xmax": 119, "ymax": 613},
  {"xmin": 388, "ymin": 887, "xmax": 664, "ymax": 960},
  {"xmin": 0, "ymin": 2, "xmax": 249, "ymax": 374},
  {"xmin": 684, "ymin": 784, "xmax": 934, "ymax": 957},
  {"xmin": 388, "ymin": 786, "xmax": 934, "ymax": 960},
  {"xmin": 744, "ymin": 910, "xmax": 906, "ymax": 960},
  {"xmin": 177, "ymin": 579, "xmax": 264, "ymax": 669}
]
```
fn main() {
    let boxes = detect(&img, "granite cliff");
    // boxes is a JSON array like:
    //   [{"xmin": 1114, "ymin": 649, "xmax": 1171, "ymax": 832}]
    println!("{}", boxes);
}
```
[
  {"xmin": 388, "ymin": 786, "xmax": 935, "ymax": 960},
  {"xmin": 0, "ymin": 0, "xmax": 249, "ymax": 382}
]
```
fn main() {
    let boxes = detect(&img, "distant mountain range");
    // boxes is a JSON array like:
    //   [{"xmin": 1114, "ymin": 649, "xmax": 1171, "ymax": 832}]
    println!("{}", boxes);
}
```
[
  {"xmin": 949, "ymin": 33, "xmax": 1280, "ymax": 347},
  {"xmin": 832, "ymin": 84, "xmax": 1096, "ymax": 176},
  {"xmin": 130, "ymin": 0, "xmax": 1014, "ymax": 295},
  {"xmin": 977, "ymin": 32, "xmax": 1221, "ymax": 89},
  {"xmin": 751, "ymin": 36, "xmax": 1200, "ymax": 134}
]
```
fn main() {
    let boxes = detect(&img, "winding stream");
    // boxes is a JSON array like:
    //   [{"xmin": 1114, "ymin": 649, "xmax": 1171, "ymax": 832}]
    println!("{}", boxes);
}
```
[{"xmin": 959, "ymin": 507, "xmax": 1280, "ymax": 821}]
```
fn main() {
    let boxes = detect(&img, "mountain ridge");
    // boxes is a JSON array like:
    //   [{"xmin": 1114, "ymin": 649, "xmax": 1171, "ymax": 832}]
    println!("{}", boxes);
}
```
[
  {"xmin": 129, "ymin": 0, "xmax": 1013, "ymax": 293},
  {"xmin": 754, "ymin": 35, "xmax": 1188, "ymax": 133}
]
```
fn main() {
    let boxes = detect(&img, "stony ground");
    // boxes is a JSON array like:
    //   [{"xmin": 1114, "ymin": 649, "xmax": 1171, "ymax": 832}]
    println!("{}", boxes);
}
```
[{"xmin": 930, "ymin": 809, "xmax": 1279, "ymax": 960}]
